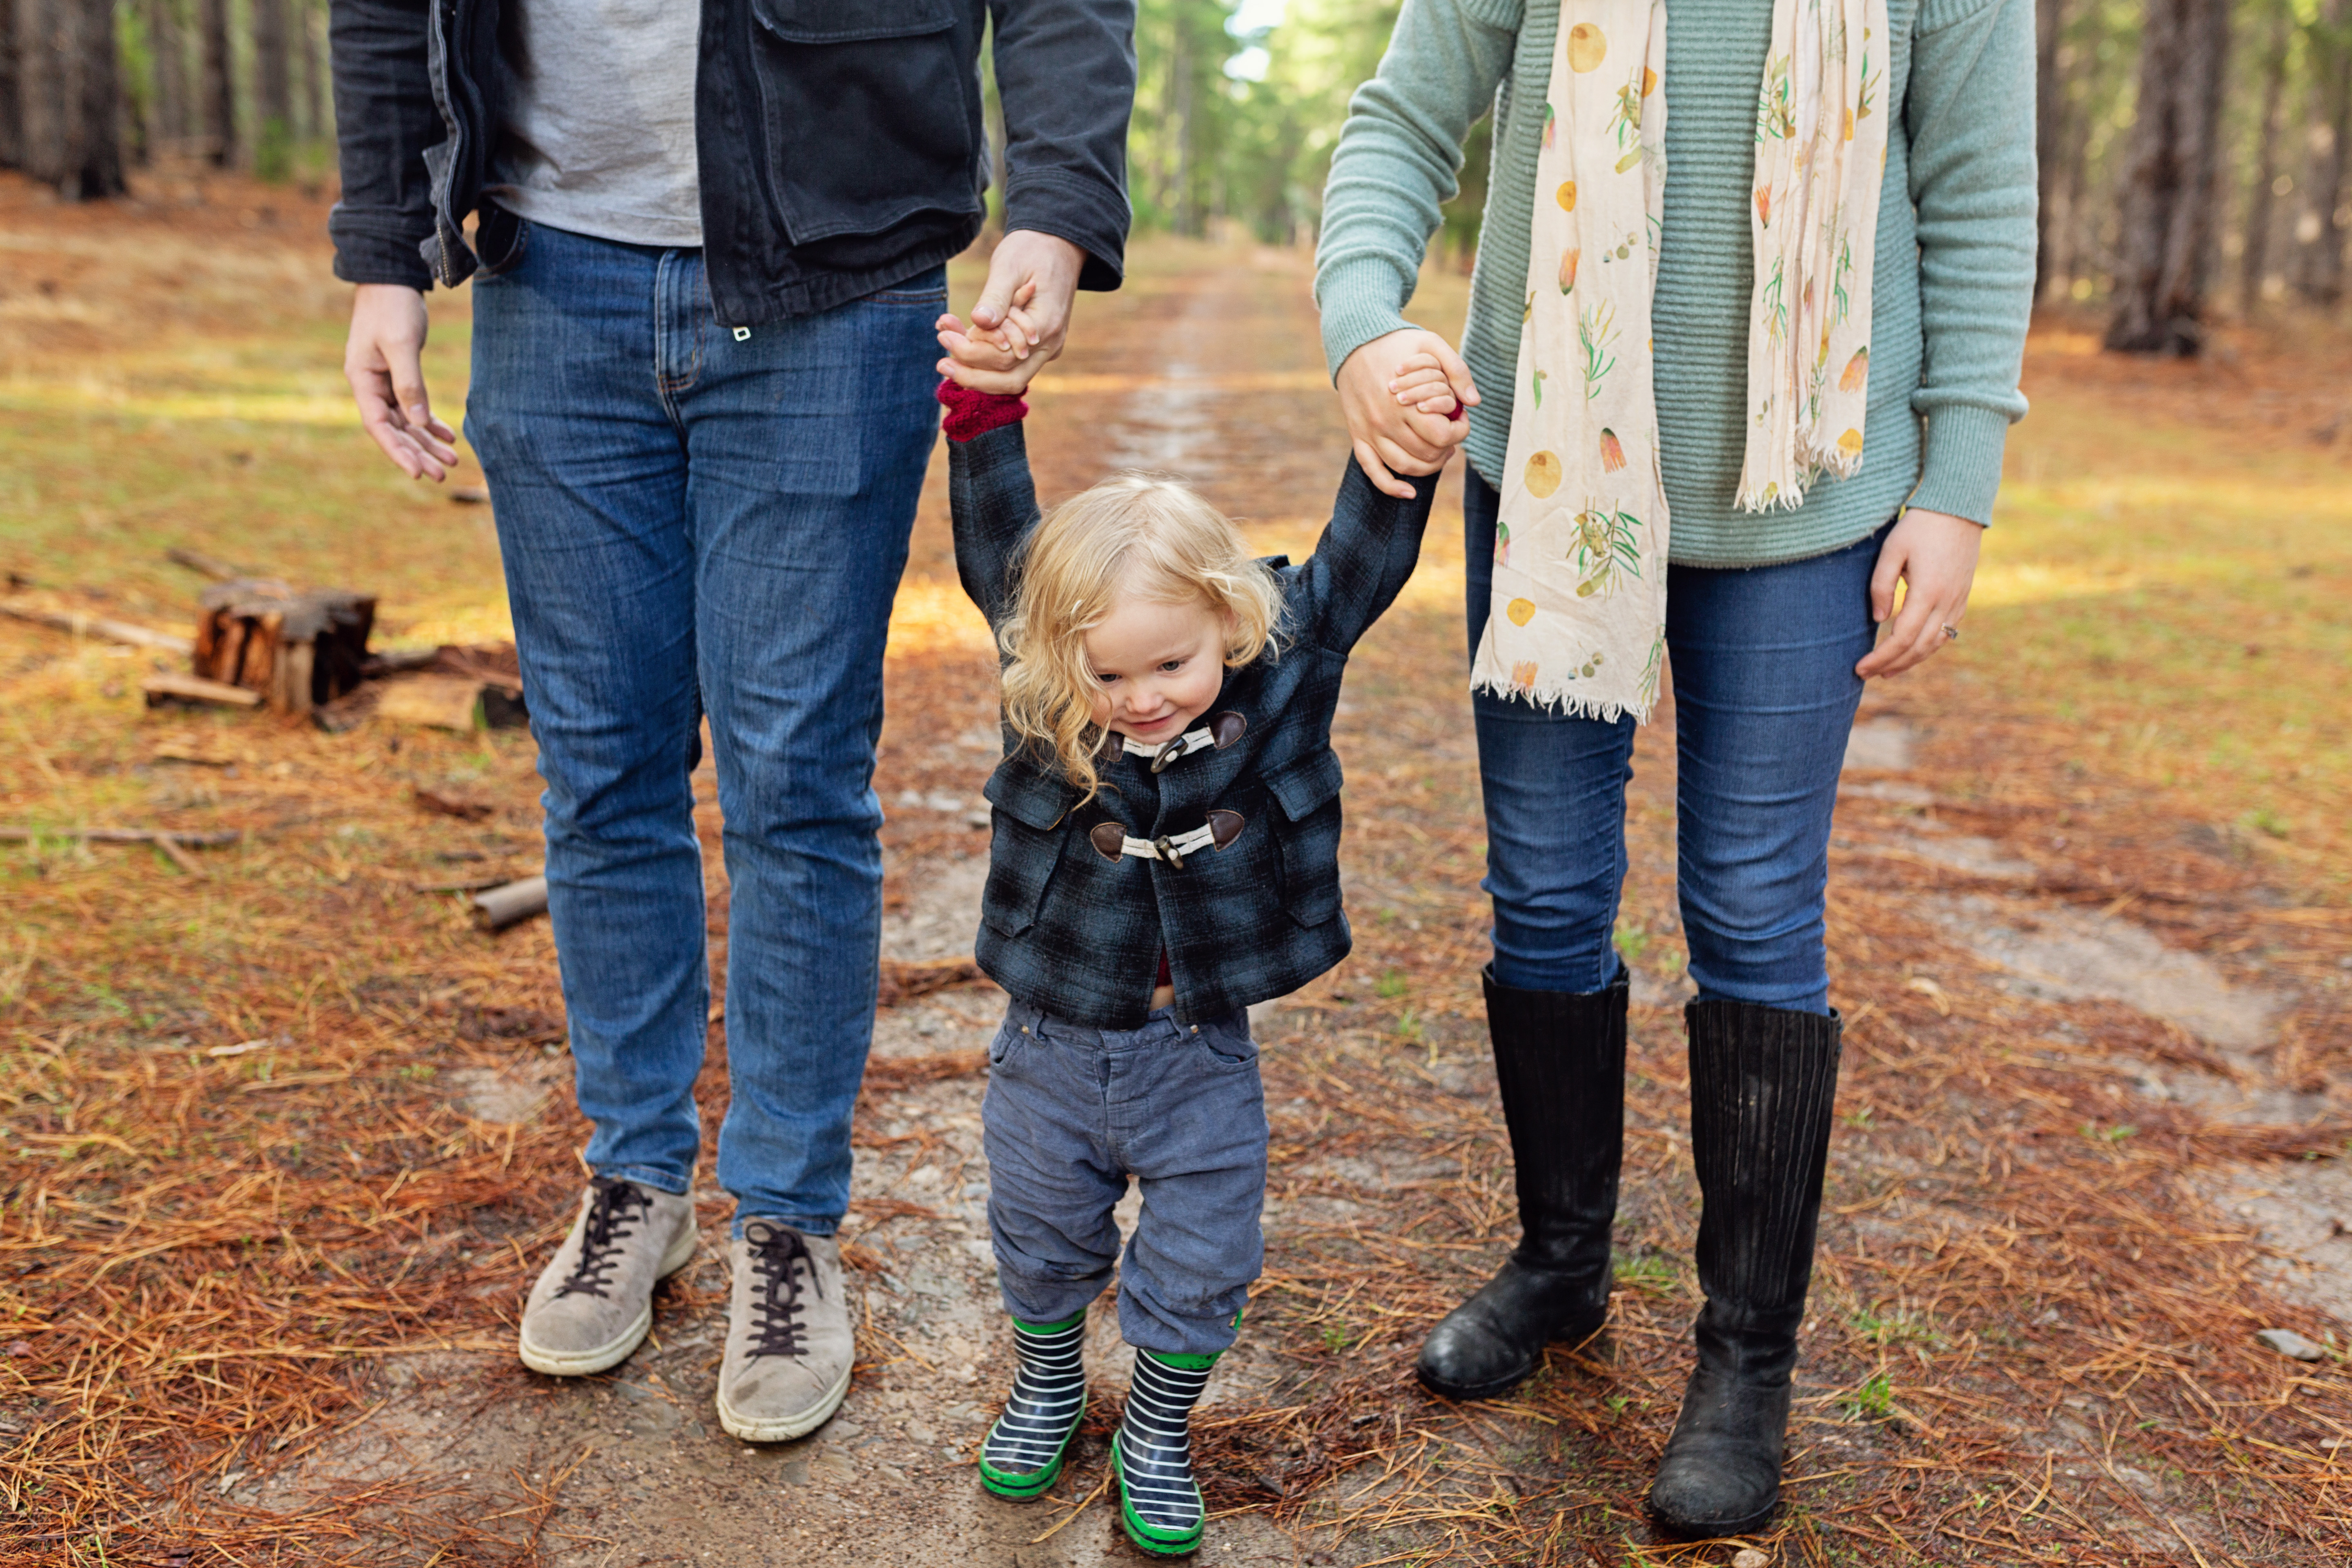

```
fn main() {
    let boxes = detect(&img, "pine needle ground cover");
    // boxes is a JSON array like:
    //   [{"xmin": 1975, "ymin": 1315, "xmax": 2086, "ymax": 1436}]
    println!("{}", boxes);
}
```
[{"xmin": 2, "ymin": 174, "xmax": 2348, "ymax": 1565}]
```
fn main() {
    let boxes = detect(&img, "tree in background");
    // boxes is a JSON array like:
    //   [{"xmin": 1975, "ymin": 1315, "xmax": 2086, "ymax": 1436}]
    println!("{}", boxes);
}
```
[
  {"xmin": 10, "ymin": 0, "xmax": 127, "ymax": 198},
  {"xmin": 2104, "ymin": 0, "xmax": 2231, "ymax": 352},
  {"xmin": 2239, "ymin": 0, "xmax": 2299, "ymax": 316},
  {"xmin": 0, "ymin": 0, "xmax": 20, "ymax": 171},
  {"xmin": 197, "ymin": 0, "xmax": 230, "ymax": 164},
  {"xmin": 252, "ymin": 0, "xmax": 291, "ymax": 178},
  {"xmin": 2297, "ymin": 0, "xmax": 2352, "ymax": 304}
]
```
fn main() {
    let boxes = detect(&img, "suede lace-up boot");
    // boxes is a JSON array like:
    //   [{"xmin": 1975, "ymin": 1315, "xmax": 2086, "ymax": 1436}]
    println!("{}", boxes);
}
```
[
  {"xmin": 1111, "ymin": 1348, "xmax": 1216, "ymax": 1556},
  {"xmin": 1647, "ymin": 998, "xmax": 1843, "ymax": 1539},
  {"xmin": 1417, "ymin": 966, "xmax": 1627, "ymax": 1401},
  {"xmin": 716, "ymin": 1220, "xmax": 854, "ymax": 1442},
  {"xmin": 978, "ymin": 1312, "xmax": 1090, "ymax": 1499},
  {"xmin": 519, "ymin": 1176, "xmax": 698, "ymax": 1376}
]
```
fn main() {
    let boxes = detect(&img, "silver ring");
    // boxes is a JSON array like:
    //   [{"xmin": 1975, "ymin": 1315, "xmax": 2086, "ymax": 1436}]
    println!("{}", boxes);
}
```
[{"xmin": 1940, "ymin": 624, "xmax": 1960, "ymax": 642}]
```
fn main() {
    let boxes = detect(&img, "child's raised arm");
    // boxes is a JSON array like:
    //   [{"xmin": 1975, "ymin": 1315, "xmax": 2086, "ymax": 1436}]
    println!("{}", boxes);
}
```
[
  {"xmin": 939, "ymin": 363, "xmax": 1041, "ymax": 633},
  {"xmin": 1293, "ymin": 421, "xmax": 1450, "ymax": 655}
]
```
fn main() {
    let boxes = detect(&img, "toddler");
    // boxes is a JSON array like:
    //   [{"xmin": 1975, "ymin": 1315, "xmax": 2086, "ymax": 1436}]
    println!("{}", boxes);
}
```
[{"xmin": 934, "ymin": 359, "xmax": 1439, "ymax": 1556}]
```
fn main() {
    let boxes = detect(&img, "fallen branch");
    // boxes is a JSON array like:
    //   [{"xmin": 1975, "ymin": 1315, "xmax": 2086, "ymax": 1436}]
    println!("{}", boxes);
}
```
[
  {"xmin": 142, "ymin": 671, "xmax": 264, "ymax": 709},
  {"xmin": 2, "ymin": 601, "xmax": 195, "ymax": 655},
  {"xmin": 877, "ymin": 956, "xmax": 987, "ymax": 1007},
  {"xmin": 165, "ymin": 546, "xmax": 262, "ymax": 582},
  {"xmin": 0, "ymin": 826, "xmax": 241, "ymax": 876},
  {"xmin": 472, "ymin": 875, "xmax": 549, "ymax": 932}
]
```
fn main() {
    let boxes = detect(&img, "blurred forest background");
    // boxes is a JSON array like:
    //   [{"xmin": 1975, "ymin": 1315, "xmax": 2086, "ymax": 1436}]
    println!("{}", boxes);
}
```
[{"xmin": 3, "ymin": 0, "xmax": 2350, "ymax": 344}]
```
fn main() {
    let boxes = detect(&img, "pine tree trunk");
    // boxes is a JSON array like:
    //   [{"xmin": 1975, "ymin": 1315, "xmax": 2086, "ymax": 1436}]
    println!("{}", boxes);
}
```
[
  {"xmin": 71, "ymin": 0, "xmax": 123, "ymax": 195},
  {"xmin": 252, "ymin": 0, "xmax": 291, "ymax": 169},
  {"xmin": 2297, "ymin": 0, "xmax": 2352, "ymax": 306},
  {"xmin": 2240, "ymin": 3, "xmax": 2294, "ymax": 316},
  {"xmin": 2034, "ymin": 0, "xmax": 2069, "ymax": 301},
  {"xmin": 147, "ymin": 0, "xmax": 187, "ymax": 145},
  {"xmin": 15, "ymin": 0, "xmax": 126, "ymax": 198},
  {"xmin": 2105, "ymin": 0, "xmax": 2233, "ymax": 354},
  {"xmin": 197, "ymin": 0, "xmax": 229, "ymax": 163},
  {"xmin": 300, "ymin": 0, "xmax": 322, "ymax": 141},
  {"xmin": 0, "ymin": 0, "xmax": 20, "ymax": 169}
]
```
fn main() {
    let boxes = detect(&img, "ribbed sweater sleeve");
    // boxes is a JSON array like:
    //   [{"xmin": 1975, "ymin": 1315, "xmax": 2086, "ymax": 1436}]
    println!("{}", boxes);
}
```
[
  {"xmin": 1903, "ymin": 0, "xmax": 2037, "ymax": 526},
  {"xmin": 1313, "ymin": 0, "xmax": 1523, "ymax": 381}
]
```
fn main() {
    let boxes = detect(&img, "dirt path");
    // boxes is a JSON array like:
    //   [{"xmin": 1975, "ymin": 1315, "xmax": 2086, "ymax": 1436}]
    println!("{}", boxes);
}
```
[{"xmin": 4, "ymin": 192, "xmax": 2348, "ymax": 1566}]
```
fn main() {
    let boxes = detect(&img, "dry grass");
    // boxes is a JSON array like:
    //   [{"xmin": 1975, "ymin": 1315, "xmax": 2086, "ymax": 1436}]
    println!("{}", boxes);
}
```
[{"xmin": 2, "ymin": 173, "xmax": 2348, "ymax": 1564}]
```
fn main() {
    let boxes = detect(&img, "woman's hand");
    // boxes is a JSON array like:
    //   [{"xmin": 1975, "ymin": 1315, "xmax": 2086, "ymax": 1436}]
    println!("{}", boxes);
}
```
[
  {"xmin": 1857, "ymin": 507, "xmax": 1983, "ymax": 678},
  {"xmin": 1336, "ymin": 328, "xmax": 1478, "ymax": 499}
]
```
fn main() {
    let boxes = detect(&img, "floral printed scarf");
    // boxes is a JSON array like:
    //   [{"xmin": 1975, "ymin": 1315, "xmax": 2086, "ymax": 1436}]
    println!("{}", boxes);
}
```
[{"xmin": 1472, "ymin": 0, "xmax": 1889, "ymax": 721}]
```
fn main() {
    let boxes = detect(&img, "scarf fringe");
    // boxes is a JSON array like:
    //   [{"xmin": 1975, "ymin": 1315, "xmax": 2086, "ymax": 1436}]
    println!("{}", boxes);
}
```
[
  {"xmin": 1735, "ymin": 477, "xmax": 1811, "ymax": 515},
  {"xmin": 1468, "ymin": 669, "xmax": 1657, "ymax": 726}
]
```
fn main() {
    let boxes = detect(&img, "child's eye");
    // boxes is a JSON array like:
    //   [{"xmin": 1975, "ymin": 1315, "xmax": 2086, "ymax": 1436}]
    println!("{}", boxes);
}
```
[
  {"xmin": 1158, "ymin": 659, "xmax": 1186, "ymax": 673},
  {"xmin": 1093, "ymin": 672, "xmax": 1119, "ymax": 686}
]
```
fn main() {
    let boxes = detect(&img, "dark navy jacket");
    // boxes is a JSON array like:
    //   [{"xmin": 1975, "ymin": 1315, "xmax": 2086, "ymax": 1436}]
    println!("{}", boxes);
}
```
[
  {"xmin": 327, "ymin": 0, "xmax": 1136, "ymax": 325},
  {"xmin": 949, "ymin": 415, "xmax": 1437, "ymax": 1030}
]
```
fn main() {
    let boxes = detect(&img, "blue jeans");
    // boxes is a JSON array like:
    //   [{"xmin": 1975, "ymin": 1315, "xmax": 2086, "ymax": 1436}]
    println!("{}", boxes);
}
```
[
  {"xmin": 981, "ymin": 1000, "xmax": 1267, "ymax": 1357},
  {"xmin": 1464, "ymin": 471, "xmax": 1886, "ymax": 1016},
  {"xmin": 465, "ymin": 221, "xmax": 943, "ymax": 1233}
]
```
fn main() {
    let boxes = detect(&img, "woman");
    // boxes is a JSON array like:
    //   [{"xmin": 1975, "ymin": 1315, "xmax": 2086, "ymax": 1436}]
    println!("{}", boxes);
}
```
[{"xmin": 1314, "ymin": 0, "xmax": 2033, "ymax": 1538}]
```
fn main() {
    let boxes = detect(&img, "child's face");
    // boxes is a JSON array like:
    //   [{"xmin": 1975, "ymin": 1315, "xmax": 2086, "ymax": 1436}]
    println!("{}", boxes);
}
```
[{"xmin": 1084, "ymin": 590, "xmax": 1229, "ymax": 744}]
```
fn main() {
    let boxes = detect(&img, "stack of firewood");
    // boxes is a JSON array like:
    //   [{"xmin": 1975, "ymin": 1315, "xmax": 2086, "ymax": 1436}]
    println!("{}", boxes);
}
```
[{"xmin": 190, "ymin": 580, "xmax": 376, "ymax": 717}]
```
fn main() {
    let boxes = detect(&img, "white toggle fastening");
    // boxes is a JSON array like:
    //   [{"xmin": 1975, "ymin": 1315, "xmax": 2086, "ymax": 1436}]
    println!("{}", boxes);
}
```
[
  {"xmin": 733, "ymin": 326, "xmax": 752, "ymax": 341},
  {"xmin": 1122, "ymin": 726, "xmax": 1215, "ymax": 772},
  {"xmin": 1106, "ymin": 822, "xmax": 1221, "ymax": 864}
]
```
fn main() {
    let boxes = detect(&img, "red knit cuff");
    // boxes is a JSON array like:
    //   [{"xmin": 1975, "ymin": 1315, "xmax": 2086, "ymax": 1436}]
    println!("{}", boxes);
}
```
[{"xmin": 937, "ymin": 381, "xmax": 1029, "ymax": 443}]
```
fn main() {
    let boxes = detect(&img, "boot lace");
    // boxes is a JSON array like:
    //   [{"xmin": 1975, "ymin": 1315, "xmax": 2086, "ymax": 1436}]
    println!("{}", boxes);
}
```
[
  {"xmin": 555, "ymin": 1177, "xmax": 653, "ymax": 1301},
  {"xmin": 744, "ymin": 1221, "xmax": 821, "ymax": 1358}
]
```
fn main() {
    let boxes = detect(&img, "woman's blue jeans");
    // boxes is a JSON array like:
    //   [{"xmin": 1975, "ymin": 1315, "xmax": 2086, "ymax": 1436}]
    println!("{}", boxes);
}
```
[
  {"xmin": 1464, "ymin": 471, "xmax": 1886, "ymax": 1016},
  {"xmin": 466, "ymin": 222, "xmax": 944, "ymax": 1233}
]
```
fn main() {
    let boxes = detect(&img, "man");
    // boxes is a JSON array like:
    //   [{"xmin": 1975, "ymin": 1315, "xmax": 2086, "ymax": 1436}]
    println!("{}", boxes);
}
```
[{"xmin": 328, "ymin": 0, "xmax": 1136, "ymax": 1441}]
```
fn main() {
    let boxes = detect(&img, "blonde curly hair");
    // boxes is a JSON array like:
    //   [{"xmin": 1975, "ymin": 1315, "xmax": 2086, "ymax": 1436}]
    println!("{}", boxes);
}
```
[{"xmin": 1000, "ymin": 474, "xmax": 1282, "ymax": 803}]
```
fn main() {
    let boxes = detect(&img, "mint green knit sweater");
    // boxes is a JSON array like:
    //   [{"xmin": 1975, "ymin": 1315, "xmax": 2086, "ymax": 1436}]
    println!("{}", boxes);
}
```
[{"xmin": 1315, "ymin": 0, "xmax": 2036, "ymax": 566}]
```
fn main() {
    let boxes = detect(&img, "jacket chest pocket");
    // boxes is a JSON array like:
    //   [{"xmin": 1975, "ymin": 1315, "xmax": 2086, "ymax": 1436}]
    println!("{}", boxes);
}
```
[
  {"xmin": 1262, "ymin": 749, "xmax": 1345, "ymax": 928},
  {"xmin": 746, "ymin": 0, "xmax": 980, "ymax": 243},
  {"xmin": 980, "ymin": 766, "xmax": 1077, "ymax": 938}
]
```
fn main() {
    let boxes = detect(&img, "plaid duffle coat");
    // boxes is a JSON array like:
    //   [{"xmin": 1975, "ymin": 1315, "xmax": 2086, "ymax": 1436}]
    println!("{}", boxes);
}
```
[{"xmin": 949, "ymin": 410, "xmax": 1437, "ymax": 1030}]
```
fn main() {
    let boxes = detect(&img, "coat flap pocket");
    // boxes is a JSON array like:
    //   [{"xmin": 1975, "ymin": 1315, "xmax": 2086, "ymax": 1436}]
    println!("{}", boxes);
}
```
[
  {"xmin": 984, "ymin": 762, "xmax": 1078, "ymax": 832},
  {"xmin": 751, "ymin": 0, "xmax": 953, "ymax": 43},
  {"xmin": 1263, "ymin": 749, "xmax": 1344, "ymax": 821}
]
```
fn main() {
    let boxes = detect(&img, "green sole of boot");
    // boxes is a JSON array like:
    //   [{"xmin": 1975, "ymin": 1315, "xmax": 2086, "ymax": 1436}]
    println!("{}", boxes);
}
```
[
  {"xmin": 977, "ymin": 1404, "xmax": 1084, "ymax": 1501},
  {"xmin": 1111, "ymin": 1434, "xmax": 1204, "ymax": 1557}
]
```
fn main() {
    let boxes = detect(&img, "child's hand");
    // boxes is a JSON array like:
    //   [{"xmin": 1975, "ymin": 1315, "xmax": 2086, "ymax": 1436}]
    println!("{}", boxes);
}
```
[
  {"xmin": 938, "ymin": 281, "xmax": 1042, "ymax": 380},
  {"xmin": 1389, "ymin": 352, "xmax": 1465, "ymax": 417}
]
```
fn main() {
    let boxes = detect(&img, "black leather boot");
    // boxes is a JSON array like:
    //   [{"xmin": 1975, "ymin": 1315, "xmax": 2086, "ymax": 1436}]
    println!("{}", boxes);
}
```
[
  {"xmin": 1647, "ymin": 999, "xmax": 1843, "ymax": 1539},
  {"xmin": 1416, "ymin": 965, "xmax": 1626, "ymax": 1401}
]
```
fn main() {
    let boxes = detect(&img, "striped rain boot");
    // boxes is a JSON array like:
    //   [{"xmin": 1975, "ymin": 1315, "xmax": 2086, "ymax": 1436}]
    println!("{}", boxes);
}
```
[
  {"xmin": 977, "ymin": 1313, "xmax": 1089, "ymax": 1499},
  {"xmin": 1111, "ymin": 1349, "xmax": 1216, "ymax": 1556}
]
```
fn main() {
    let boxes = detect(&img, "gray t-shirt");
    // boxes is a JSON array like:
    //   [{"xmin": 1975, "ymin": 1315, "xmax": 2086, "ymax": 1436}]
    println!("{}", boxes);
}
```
[{"xmin": 487, "ymin": 0, "xmax": 703, "ymax": 248}]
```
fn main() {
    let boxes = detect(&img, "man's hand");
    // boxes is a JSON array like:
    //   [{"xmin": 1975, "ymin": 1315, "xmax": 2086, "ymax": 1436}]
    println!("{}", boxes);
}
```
[
  {"xmin": 937, "ymin": 230, "xmax": 1087, "ymax": 394},
  {"xmin": 345, "ymin": 283, "xmax": 460, "ymax": 481},
  {"xmin": 1336, "ymin": 328, "xmax": 1477, "ymax": 499},
  {"xmin": 1856, "ymin": 507, "xmax": 1983, "ymax": 678}
]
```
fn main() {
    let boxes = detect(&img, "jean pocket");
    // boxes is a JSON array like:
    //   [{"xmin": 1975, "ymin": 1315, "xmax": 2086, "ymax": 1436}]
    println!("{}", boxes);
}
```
[
  {"xmin": 475, "ymin": 205, "xmax": 530, "ymax": 278},
  {"xmin": 1189, "ymin": 1015, "xmax": 1259, "ymax": 1071}
]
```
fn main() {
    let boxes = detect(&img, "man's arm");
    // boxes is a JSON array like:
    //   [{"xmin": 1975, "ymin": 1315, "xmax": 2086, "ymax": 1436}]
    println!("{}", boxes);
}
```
[
  {"xmin": 940, "ymin": 0, "xmax": 1138, "ymax": 392},
  {"xmin": 327, "ymin": 0, "xmax": 443, "ymax": 290},
  {"xmin": 942, "ymin": 385, "xmax": 1044, "ymax": 633},
  {"xmin": 330, "ymin": 0, "xmax": 461, "ymax": 480}
]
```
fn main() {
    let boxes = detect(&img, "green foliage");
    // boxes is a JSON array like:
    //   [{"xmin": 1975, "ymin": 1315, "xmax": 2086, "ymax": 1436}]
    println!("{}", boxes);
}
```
[
  {"xmin": 1611, "ymin": 1252, "xmax": 1677, "ymax": 1296},
  {"xmin": 256, "ymin": 118, "xmax": 295, "ymax": 184},
  {"xmin": 1844, "ymin": 1370, "xmax": 1896, "ymax": 1422}
]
